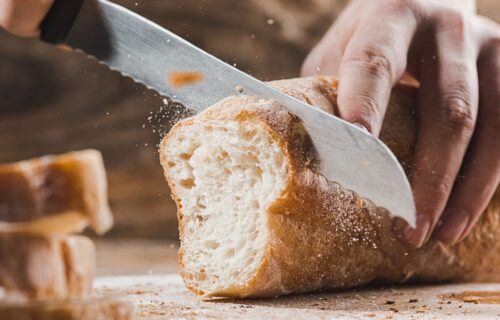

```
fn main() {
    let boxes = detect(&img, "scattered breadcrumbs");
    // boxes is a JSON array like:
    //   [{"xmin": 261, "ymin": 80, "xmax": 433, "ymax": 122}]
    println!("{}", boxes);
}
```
[
  {"xmin": 355, "ymin": 197, "xmax": 364, "ymax": 209},
  {"xmin": 168, "ymin": 71, "xmax": 203, "ymax": 88},
  {"xmin": 127, "ymin": 289, "xmax": 146, "ymax": 295},
  {"xmin": 439, "ymin": 291, "xmax": 500, "ymax": 304}
]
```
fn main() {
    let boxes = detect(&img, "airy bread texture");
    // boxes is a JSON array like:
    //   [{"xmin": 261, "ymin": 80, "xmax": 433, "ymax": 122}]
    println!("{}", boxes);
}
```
[
  {"xmin": 0, "ymin": 149, "xmax": 113, "ymax": 235},
  {"xmin": 0, "ymin": 234, "xmax": 95, "ymax": 302},
  {"xmin": 0, "ymin": 297, "xmax": 133, "ymax": 320},
  {"xmin": 164, "ymin": 118, "xmax": 288, "ymax": 294},
  {"xmin": 160, "ymin": 76, "xmax": 500, "ymax": 298}
]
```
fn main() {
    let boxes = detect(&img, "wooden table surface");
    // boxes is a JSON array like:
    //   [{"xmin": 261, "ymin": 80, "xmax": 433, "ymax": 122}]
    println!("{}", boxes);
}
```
[{"xmin": 94, "ymin": 240, "xmax": 500, "ymax": 319}]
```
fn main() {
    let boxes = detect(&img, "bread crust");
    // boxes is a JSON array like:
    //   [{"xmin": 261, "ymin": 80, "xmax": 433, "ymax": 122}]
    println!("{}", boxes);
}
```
[
  {"xmin": 0, "ymin": 150, "xmax": 113, "ymax": 235},
  {"xmin": 160, "ymin": 76, "xmax": 499, "ymax": 298},
  {"xmin": 0, "ymin": 297, "xmax": 133, "ymax": 320},
  {"xmin": 0, "ymin": 234, "xmax": 95, "ymax": 302}
]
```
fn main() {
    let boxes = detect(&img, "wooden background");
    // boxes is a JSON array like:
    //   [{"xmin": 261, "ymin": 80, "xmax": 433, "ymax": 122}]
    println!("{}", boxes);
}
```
[{"xmin": 0, "ymin": 0, "xmax": 498, "ymax": 239}]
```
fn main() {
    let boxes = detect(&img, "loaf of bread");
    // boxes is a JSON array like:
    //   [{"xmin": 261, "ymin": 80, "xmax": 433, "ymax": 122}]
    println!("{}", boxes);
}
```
[
  {"xmin": 0, "ymin": 150, "xmax": 113, "ymax": 235},
  {"xmin": 160, "ymin": 76, "xmax": 499, "ymax": 298},
  {"xmin": 0, "ymin": 297, "xmax": 133, "ymax": 320},
  {"xmin": 0, "ymin": 234, "xmax": 95, "ymax": 302}
]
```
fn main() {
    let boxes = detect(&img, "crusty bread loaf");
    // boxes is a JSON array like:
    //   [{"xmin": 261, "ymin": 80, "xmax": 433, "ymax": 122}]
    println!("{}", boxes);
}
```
[
  {"xmin": 0, "ymin": 297, "xmax": 133, "ymax": 320},
  {"xmin": 0, "ymin": 150, "xmax": 113, "ymax": 235},
  {"xmin": 0, "ymin": 234, "xmax": 95, "ymax": 302},
  {"xmin": 160, "ymin": 76, "xmax": 499, "ymax": 298}
]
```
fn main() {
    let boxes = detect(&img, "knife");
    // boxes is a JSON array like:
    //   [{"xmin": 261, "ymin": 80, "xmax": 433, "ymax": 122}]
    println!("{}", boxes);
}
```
[{"xmin": 40, "ymin": 0, "xmax": 416, "ymax": 227}]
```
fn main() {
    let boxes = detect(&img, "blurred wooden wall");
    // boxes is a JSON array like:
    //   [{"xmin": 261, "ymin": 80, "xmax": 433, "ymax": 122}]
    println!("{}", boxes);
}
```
[{"xmin": 0, "ymin": 0, "xmax": 497, "ymax": 239}]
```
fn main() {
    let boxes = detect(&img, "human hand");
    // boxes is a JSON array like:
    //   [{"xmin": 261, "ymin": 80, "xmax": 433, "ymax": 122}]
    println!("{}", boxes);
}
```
[
  {"xmin": 302, "ymin": 0, "xmax": 500, "ymax": 247},
  {"xmin": 0, "ymin": 0, "xmax": 54, "ymax": 37}
]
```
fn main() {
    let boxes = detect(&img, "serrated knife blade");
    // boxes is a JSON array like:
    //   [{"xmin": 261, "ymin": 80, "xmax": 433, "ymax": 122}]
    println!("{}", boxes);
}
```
[{"xmin": 47, "ymin": 0, "xmax": 416, "ymax": 227}]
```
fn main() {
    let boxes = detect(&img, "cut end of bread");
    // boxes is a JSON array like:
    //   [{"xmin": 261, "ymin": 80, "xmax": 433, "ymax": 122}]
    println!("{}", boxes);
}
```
[
  {"xmin": 159, "ymin": 76, "xmax": 499, "ymax": 298},
  {"xmin": 162, "ymin": 118, "xmax": 288, "ymax": 295},
  {"xmin": 0, "ymin": 234, "xmax": 95, "ymax": 302},
  {"xmin": 0, "ymin": 149, "xmax": 113, "ymax": 235}
]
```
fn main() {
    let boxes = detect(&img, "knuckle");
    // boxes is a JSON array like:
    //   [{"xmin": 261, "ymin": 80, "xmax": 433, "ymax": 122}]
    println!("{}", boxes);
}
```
[
  {"xmin": 436, "ymin": 8, "xmax": 472, "ymax": 40},
  {"xmin": 438, "ymin": 7, "xmax": 467, "ymax": 26},
  {"xmin": 439, "ymin": 92, "xmax": 476, "ymax": 136},
  {"xmin": 346, "ymin": 49, "xmax": 394, "ymax": 81},
  {"xmin": 417, "ymin": 172, "xmax": 454, "ymax": 209},
  {"xmin": 388, "ymin": 0, "xmax": 412, "ymax": 11},
  {"xmin": 387, "ymin": 0, "xmax": 417, "ymax": 17}
]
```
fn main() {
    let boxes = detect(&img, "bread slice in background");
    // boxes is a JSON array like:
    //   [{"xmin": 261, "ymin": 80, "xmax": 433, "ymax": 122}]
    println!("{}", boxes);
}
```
[
  {"xmin": 0, "ymin": 150, "xmax": 113, "ymax": 235},
  {"xmin": 160, "ymin": 76, "xmax": 499, "ymax": 298},
  {"xmin": 0, "ymin": 297, "xmax": 133, "ymax": 320},
  {"xmin": 0, "ymin": 234, "xmax": 95, "ymax": 302}
]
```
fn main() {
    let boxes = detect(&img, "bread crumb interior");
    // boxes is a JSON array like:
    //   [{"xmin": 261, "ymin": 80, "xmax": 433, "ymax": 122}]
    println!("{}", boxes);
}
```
[{"xmin": 163, "ymin": 119, "xmax": 288, "ymax": 293}]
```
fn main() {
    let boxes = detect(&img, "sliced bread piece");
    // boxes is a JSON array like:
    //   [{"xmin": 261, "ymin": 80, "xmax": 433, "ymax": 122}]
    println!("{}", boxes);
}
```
[
  {"xmin": 0, "ymin": 297, "xmax": 133, "ymax": 320},
  {"xmin": 0, "ymin": 234, "xmax": 95, "ymax": 302},
  {"xmin": 0, "ymin": 150, "xmax": 113, "ymax": 235},
  {"xmin": 160, "ymin": 76, "xmax": 499, "ymax": 298}
]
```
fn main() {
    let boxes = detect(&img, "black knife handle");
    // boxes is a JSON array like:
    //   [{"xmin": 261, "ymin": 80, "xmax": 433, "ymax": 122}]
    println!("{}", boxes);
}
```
[{"xmin": 40, "ymin": 0, "xmax": 85, "ymax": 44}]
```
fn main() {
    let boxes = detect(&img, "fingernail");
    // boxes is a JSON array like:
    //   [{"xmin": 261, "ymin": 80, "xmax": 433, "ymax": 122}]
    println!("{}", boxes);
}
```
[
  {"xmin": 352, "ymin": 122, "xmax": 370, "ymax": 133},
  {"xmin": 436, "ymin": 211, "xmax": 470, "ymax": 244},
  {"xmin": 404, "ymin": 219, "xmax": 431, "ymax": 248}
]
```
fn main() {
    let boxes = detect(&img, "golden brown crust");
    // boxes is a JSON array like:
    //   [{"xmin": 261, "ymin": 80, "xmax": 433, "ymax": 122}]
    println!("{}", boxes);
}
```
[
  {"xmin": 0, "ymin": 150, "xmax": 113, "ymax": 235},
  {"xmin": 0, "ymin": 297, "xmax": 134, "ymax": 320},
  {"xmin": 0, "ymin": 234, "xmax": 95, "ymax": 302},
  {"xmin": 161, "ymin": 76, "xmax": 499, "ymax": 298},
  {"xmin": 159, "ymin": 96, "xmax": 309, "ymax": 296}
]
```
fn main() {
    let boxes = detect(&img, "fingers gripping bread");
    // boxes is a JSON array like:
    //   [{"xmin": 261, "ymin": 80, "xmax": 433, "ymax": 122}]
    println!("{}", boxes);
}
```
[
  {"xmin": 0, "ymin": 235, "xmax": 95, "ymax": 302},
  {"xmin": 160, "ymin": 76, "xmax": 499, "ymax": 298},
  {"xmin": 0, "ymin": 150, "xmax": 113, "ymax": 235}
]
